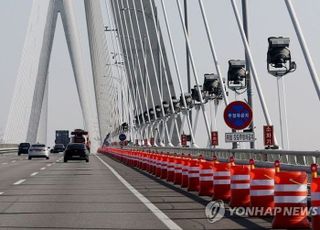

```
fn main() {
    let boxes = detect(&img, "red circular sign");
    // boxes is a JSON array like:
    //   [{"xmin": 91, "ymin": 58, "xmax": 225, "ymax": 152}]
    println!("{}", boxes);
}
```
[{"xmin": 223, "ymin": 101, "xmax": 253, "ymax": 130}]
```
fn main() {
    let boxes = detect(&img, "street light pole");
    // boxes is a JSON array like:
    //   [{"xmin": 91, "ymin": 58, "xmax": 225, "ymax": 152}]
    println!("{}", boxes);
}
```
[
  {"xmin": 242, "ymin": 0, "xmax": 255, "ymax": 149},
  {"xmin": 184, "ymin": 0, "xmax": 192, "ymax": 128}
]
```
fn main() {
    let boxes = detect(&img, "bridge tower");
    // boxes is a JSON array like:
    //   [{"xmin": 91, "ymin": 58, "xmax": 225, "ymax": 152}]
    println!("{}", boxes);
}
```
[{"xmin": 4, "ymin": 0, "xmax": 114, "ymax": 151}]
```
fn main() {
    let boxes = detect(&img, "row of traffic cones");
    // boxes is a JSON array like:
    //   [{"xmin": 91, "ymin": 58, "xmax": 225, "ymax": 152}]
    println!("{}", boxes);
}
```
[{"xmin": 98, "ymin": 147, "xmax": 319, "ymax": 230}]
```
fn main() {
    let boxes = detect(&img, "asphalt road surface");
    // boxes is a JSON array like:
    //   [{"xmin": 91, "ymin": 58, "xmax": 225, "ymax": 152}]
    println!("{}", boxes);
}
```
[{"xmin": 0, "ymin": 152, "xmax": 272, "ymax": 229}]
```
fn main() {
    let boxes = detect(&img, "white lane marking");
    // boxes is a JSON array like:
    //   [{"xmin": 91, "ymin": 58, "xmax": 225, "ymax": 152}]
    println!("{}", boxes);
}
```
[
  {"xmin": 2, "ymin": 162, "xmax": 8, "ymax": 165},
  {"xmin": 11, "ymin": 160, "xmax": 16, "ymax": 163},
  {"xmin": 14, "ymin": 179, "xmax": 26, "ymax": 185},
  {"xmin": 0, "ymin": 192, "xmax": 3, "ymax": 195},
  {"xmin": 30, "ymin": 172, "xmax": 39, "ymax": 177},
  {"xmin": 40, "ymin": 167, "xmax": 46, "ymax": 170},
  {"xmin": 95, "ymin": 154, "xmax": 182, "ymax": 230},
  {"xmin": 46, "ymin": 164, "xmax": 52, "ymax": 167}
]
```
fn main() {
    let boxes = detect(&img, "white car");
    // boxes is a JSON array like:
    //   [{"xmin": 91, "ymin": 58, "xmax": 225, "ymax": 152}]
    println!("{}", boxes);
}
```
[{"xmin": 28, "ymin": 144, "xmax": 50, "ymax": 160}]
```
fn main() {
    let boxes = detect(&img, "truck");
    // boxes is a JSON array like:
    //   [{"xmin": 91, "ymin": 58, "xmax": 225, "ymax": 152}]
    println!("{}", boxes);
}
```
[
  {"xmin": 55, "ymin": 130, "xmax": 70, "ymax": 147},
  {"xmin": 70, "ymin": 129, "xmax": 91, "ymax": 151}
]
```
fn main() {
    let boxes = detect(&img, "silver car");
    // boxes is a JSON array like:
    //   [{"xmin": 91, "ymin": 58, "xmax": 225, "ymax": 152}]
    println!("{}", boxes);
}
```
[{"xmin": 28, "ymin": 144, "xmax": 50, "ymax": 160}]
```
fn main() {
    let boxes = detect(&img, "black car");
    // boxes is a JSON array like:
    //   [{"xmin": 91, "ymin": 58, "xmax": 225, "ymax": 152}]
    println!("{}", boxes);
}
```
[
  {"xmin": 18, "ymin": 143, "xmax": 30, "ymax": 155},
  {"xmin": 64, "ymin": 143, "xmax": 89, "ymax": 163},
  {"xmin": 51, "ymin": 144, "xmax": 65, "ymax": 153}
]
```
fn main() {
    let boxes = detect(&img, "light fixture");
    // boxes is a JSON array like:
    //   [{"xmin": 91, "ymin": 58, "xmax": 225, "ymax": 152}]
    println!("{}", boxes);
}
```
[
  {"xmin": 143, "ymin": 111, "xmax": 149, "ymax": 123},
  {"xmin": 227, "ymin": 59, "xmax": 247, "ymax": 91},
  {"xmin": 155, "ymin": 105, "xmax": 162, "ymax": 118},
  {"xmin": 203, "ymin": 73, "xmax": 227, "ymax": 99},
  {"xmin": 180, "ymin": 93, "xmax": 193, "ymax": 109},
  {"xmin": 162, "ymin": 101, "xmax": 170, "ymax": 115},
  {"xmin": 191, "ymin": 85, "xmax": 203, "ymax": 103},
  {"xmin": 149, "ymin": 108, "xmax": 155, "ymax": 121},
  {"xmin": 121, "ymin": 122, "xmax": 128, "ymax": 131},
  {"xmin": 267, "ymin": 36, "xmax": 296, "ymax": 77},
  {"xmin": 172, "ymin": 96, "xmax": 181, "ymax": 113},
  {"xmin": 138, "ymin": 113, "xmax": 143, "ymax": 124}
]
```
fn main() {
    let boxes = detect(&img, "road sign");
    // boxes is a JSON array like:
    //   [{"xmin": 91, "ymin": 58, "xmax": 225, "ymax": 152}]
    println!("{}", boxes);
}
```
[
  {"xmin": 263, "ymin": 125, "xmax": 274, "ymax": 146},
  {"xmin": 150, "ymin": 137, "xmax": 155, "ymax": 146},
  {"xmin": 224, "ymin": 101, "xmax": 253, "ymax": 130},
  {"xmin": 211, "ymin": 131, "xmax": 219, "ymax": 146},
  {"xmin": 119, "ymin": 133, "xmax": 126, "ymax": 141},
  {"xmin": 225, "ymin": 132, "xmax": 255, "ymax": 143},
  {"xmin": 181, "ymin": 134, "xmax": 187, "ymax": 146}
]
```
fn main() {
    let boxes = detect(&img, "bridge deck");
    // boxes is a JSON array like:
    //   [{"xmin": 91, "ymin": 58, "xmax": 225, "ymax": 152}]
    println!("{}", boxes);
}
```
[{"xmin": 0, "ymin": 153, "xmax": 272, "ymax": 229}]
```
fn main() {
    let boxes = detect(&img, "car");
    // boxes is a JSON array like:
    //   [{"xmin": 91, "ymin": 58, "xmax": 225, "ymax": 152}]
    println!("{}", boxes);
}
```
[
  {"xmin": 18, "ymin": 143, "xmax": 30, "ymax": 155},
  {"xmin": 51, "ymin": 144, "xmax": 65, "ymax": 153},
  {"xmin": 28, "ymin": 144, "xmax": 50, "ymax": 160},
  {"xmin": 64, "ymin": 143, "xmax": 89, "ymax": 163}
]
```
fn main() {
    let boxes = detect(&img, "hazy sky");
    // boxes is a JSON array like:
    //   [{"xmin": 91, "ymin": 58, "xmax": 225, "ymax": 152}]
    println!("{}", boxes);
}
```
[{"xmin": 0, "ymin": 0, "xmax": 319, "ymax": 150}]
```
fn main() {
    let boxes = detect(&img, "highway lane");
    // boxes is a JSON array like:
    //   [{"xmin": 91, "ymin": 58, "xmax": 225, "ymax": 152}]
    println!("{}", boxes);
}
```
[
  {"xmin": 0, "ymin": 153, "xmax": 169, "ymax": 229},
  {"xmin": 97, "ymin": 153, "xmax": 272, "ymax": 230},
  {"xmin": 0, "ymin": 152, "xmax": 62, "ymax": 192},
  {"xmin": 0, "ymin": 152, "xmax": 272, "ymax": 229}
]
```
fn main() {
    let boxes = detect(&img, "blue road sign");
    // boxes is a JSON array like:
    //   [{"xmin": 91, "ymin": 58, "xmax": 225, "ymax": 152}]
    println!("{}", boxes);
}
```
[
  {"xmin": 119, "ymin": 133, "xmax": 127, "ymax": 141},
  {"xmin": 223, "ymin": 101, "xmax": 253, "ymax": 130}
]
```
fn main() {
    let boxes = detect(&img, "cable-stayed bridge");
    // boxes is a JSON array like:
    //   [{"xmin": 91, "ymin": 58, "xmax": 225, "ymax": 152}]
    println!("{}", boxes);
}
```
[{"xmin": 0, "ymin": 0, "xmax": 320, "ymax": 229}]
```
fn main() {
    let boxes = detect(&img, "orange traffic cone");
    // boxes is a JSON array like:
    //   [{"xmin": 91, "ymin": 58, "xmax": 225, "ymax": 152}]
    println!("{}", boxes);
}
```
[
  {"xmin": 229, "ymin": 165, "xmax": 251, "ymax": 207},
  {"xmin": 187, "ymin": 157, "xmax": 200, "ymax": 192},
  {"xmin": 272, "ymin": 170, "xmax": 310, "ymax": 229},
  {"xmin": 213, "ymin": 162, "xmax": 231, "ymax": 201},
  {"xmin": 198, "ymin": 159, "xmax": 214, "ymax": 196}
]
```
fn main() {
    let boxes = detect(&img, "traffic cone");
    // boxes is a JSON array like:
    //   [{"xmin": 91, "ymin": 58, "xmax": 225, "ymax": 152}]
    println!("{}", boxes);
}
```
[
  {"xmin": 181, "ymin": 155, "xmax": 191, "ymax": 188},
  {"xmin": 187, "ymin": 157, "xmax": 200, "ymax": 191},
  {"xmin": 160, "ymin": 154, "xmax": 168, "ymax": 179},
  {"xmin": 166, "ymin": 155, "xmax": 176, "ymax": 182},
  {"xmin": 173, "ymin": 155, "xmax": 183, "ymax": 185},
  {"xmin": 272, "ymin": 171, "xmax": 310, "ymax": 229},
  {"xmin": 250, "ymin": 166, "xmax": 275, "ymax": 212},
  {"xmin": 198, "ymin": 159, "xmax": 214, "ymax": 196},
  {"xmin": 229, "ymin": 165, "xmax": 251, "ymax": 207},
  {"xmin": 213, "ymin": 162, "xmax": 232, "ymax": 201}
]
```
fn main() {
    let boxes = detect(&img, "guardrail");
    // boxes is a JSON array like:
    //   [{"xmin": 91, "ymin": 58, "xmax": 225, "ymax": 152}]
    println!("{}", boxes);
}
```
[
  {"xmin": 0, "ymin": 144, "xmax": 18, "ymax": 148},
  {"xmin": 0, "ymin": 148, "xmax": 18, "ymax": 154},
  {"xmin": 123, "ymin": 146, "xmax": 320, "ymax": 172}
]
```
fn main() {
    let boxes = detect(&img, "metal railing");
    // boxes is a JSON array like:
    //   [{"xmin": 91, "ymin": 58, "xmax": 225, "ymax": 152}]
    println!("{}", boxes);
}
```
[
  {"xmin": 0, "ymin": 144, "xmax": 18, "ymax": 154},
  {"xmin": 123, "ymin": 146, "xmax": 320, "ymax": 172}
]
